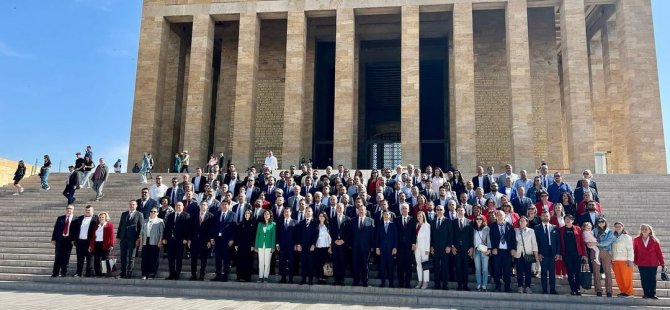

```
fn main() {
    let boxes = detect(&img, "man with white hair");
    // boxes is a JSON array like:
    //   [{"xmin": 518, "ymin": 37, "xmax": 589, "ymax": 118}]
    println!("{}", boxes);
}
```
[{"xmin": 264, "ymin": 151, "xmax": 278, "ymax": 171}]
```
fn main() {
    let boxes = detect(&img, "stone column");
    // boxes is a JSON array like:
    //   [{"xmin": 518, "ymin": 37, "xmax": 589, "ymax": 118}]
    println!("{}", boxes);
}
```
[
  {"xmin": 588, "ymin": 33, "xmax": 609, "ymax": 159},
  {"xmin": 333, "ymin": 8, "xmax": 356, "ymax": 168},
  {"xmin": 401, "ymin": 5, "xmax": 421, "ymax": 167},
  {"xmin": 231, "ymin": 13, "xmax": 261, "ymax": 169},
  {"xmin": 601, "ymin": 20, "xmax": 628, "ymax": 173},
  {"xmin": 281, "ymin": 11, "xmax": 307, "ymax": 169},
  {"xmin": 559, "ymin": 0, "xmax": 594, "ymax": 172},
  {"xmin": 616, "ymin": 0, "xmax": 666, "ymax": 173},
  {"xmin": 129, "ymin": 16, "xmax": 169, "ymax": 170},
  {"xmin": 182, "ymin": 14, "xmax": 215, "ymax": 169},
  {"xmin": 506, "ymin": 0, "xmax": 534, "ymax": 171},
  {"xmin": 452, "ymin": 3, "xmax": 476, "ymax": 172}
]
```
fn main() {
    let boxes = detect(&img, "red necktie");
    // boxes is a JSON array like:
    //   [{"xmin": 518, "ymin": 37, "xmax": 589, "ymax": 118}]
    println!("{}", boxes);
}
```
[{"xmin": 63, "ymin": 216, "xmax": 70, "ymax": 235}]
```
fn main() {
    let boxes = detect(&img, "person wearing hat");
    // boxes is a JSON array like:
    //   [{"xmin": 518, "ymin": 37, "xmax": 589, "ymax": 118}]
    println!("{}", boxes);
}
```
[
  {"xmin": 63, "ymin": 165, "xmax": 81, "ymax": 204},
  {"xmin": 181, "ymin": 150, "xmax": 190, "ymax": 173}
]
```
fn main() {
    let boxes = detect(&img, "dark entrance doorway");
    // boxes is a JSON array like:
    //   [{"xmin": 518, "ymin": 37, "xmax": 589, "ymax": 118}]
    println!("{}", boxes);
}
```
[
  {"xmin": 420, "ymin": 38, "xmax": 450, "ymax": 170},
  {"xmin": 311, "ymin": 41, "xmax": 335, "ymax": 168}
]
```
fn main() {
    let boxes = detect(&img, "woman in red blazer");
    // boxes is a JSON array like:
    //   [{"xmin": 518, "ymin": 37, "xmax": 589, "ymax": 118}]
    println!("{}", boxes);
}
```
[
  {"xmin": 534, "ymin": 191, "xmax": 554, "ymax": 215},
  {"xmin": 88, "ymin": 212, "xmax": 115, "ymax": 277},
  {"xmin": 558, "ymin": 215, "xmax": 586, "ymax": 295},
  {"xmin": 501, "ymin": 203, "xmax": 520, "ymax": 228},
  {"xmin": 633, "ymin": 224, "xmax": 665, "ymax": 299}
]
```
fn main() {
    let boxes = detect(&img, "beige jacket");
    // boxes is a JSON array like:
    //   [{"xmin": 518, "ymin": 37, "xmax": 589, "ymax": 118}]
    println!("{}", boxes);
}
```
[
  {"xmin": 514, "ymin": 227, "xmax": 538, "ymax": 258},
  {"xmin": 611, "ymin": 233, "xmax": 634, "ymax": 261}
]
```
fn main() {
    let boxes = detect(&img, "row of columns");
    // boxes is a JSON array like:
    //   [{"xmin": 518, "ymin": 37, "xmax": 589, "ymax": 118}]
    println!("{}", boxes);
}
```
[{"xmin": 129, "ymin": 0, "xmax": 664, "ymax": 173}]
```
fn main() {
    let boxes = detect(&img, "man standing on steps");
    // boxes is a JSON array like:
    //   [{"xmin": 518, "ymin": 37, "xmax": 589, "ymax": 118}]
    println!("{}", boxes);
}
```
[
  {"xmin": 189, "ymin": 201, "xmax": 213, "ymax": 281},
  {"xmin": 164, "ymin": 202, "xmax": 191, "ymax": 280},
  {"xmin": 51, "ymin": 205, "xmax": 75, "ymax": 277},
  {"xmin": 63, "ymin": 165, "xmax": 80, "ymax": 205},
  {"xmin": 535, "ymin": 212, "xmax": 560, "ymax": 294},
  {"xmin": 210, "ymin": 201, "xmax": 236, "ymax": 282},
  {"xmin": 71, "ymin": 205, "xmax": 98, "ymax": 277},
  {"xmin": 90, "ymin": 158, "xmax": 108, "ymax": 201},
  {"xmin": 395, "ymin": 203, "xmax": 416, "ymax": 288},
  {"xmin": 117, "ymin": 200, "xmax": 144, "ymax": 279}
]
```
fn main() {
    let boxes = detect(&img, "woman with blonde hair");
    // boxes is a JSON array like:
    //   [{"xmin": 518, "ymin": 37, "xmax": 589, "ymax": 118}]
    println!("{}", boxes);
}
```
[
  {"xmin": 88, "ymin": 212, "xmax": 114, "ymax": 277},
  {"xmin": 634, "ymin": 224, "xmax": 665, "ymax": 299},
  {"xmin": 414, "ymin": 211, "xmax": 431, "ymax": 289},
  {"xmin": 611, "ymin": 222, "xmax": 634, "ymax": 297}
]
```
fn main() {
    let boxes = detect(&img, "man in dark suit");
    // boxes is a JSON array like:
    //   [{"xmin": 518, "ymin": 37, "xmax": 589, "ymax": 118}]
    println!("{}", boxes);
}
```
[
  {"xmin": 577, "ymin": 203, "xmax": 601, "ymax": 227},
  {"xmin": 136, "ymin": 188, "xmax": 158, "ymax": 220},
  {"xmin": 166, "ymin": 177, "xmax": 185, "ymax": 206},
  {"xmin": 373, "ymin": 200, "xmax": 396, "ymax": 227},
  {"xmin": 263, "ymin": 176, "xmax": 279, "ymax": 205},
  {"xmin": 243, "ymin": 179, "xmax": 260, "ymax": 203},
  {"xmin": 535, "ymin": 212, "xmax": 560, "ymax": 294},
  {"xmin": 452, "ymin": 205, "xmax": 474, "ymax": 290},
  {"xmin": 71, "ymin": 205, "xmax": 98, "ymax": 277},
  {"xmin": 472, "ymin": 166, "xmax": 492, "ymax": 194},
  {"xmin": 395, "ymin": 203, "xmax": 416, "ymax": 288},
  {"xmin": 430, "ymin": 204, "xmax": 452, "ymax": 290},
  {"xmin": 422, "ymin": 181, "xmax": 438, "ymax": 202},
  {"xmin": 210, "ymin": 200, "xmax": 236, "ymax": 281},
  {"xmin": 512, "ymin": 186, "xmax": 533, "ymax": 217},
  {"xmin": 375, "ymin": 210, "xmax": 397, "ymax": 288},
  {"xmin": 351, "ymin": 205, "xmax": 374, "ymax": 287},
  {"xmin": 232, "ymin": 193, "xmax": 251, "ymax": 224},
  {"xmin": 296, "ymin": 207, "xmax": 319, "ymax": 285},
  {"xmin": 62, "ymin": 165, "xmax": 80, "ymax": 204},
  {"xmin": 574, "ymin": 179, "xmax": 599, "ymax": 204},
  {"xmin": 330, "ymin": 203, "xmax": 350, "ymax": 286},
  {"xmin": 189, "ymin": 201, "xmax": 213, "ymax": 280},
  {"xmin": 163, "ymin": 201, "xmax": 191, "ymax": 280},
  {"xmin": 191, "ymin": 167, "xmax": 207, "ymax": 194},
  {"xmin": 301, "ymin": 177, "xmax": 317, "ymax": 196},
  {"xmin": 277, "ymin": 208, "xmax": 297, "ymax": 283},
  {"xmin": 117, "ymin": 200, "xmax": 145, "ymax": 278},
  {"xmin": 490, "ymin": 210, "xmax": 517, "ymax": 292},
  {"xmin": 51, "ymin": 205, "xmax": 75, "ymax": 277}
]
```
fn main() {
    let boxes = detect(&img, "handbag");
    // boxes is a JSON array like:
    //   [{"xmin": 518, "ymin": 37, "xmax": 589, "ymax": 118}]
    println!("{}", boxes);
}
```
[
  {"xmin": 476, "ymin": 231, "xmax": 489, "ymax": 254},
  {"xmin": 421, "ymin": 259, "xmax": 434, "ymax": 270},
  {"xmin": 521, "ymin": 228, "xmax": 536, "ymax": 263},
  {"xmin": 323, "ymin": 262, "xmax": 333, "ymax": 277},
  {"xmin": 661, "ymin": 266, "xmax": 669, "ymax": 281},
  {"xmin": 101, "ymin": 251, "xmax": 117, "ymax": 274},
  {"xmin": 580, "ymin": 261, "xmax": 592, "ymax": 289}
]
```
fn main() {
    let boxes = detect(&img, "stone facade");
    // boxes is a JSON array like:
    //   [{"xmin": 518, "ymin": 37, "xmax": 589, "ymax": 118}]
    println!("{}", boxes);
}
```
[{"xmin": 129, "ymin": 0, "xmax": 667, "ymax": 174}]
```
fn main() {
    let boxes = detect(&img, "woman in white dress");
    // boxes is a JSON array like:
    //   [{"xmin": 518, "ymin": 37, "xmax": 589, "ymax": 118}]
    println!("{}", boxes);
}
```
[{"xmin": 414, "ymin": 211, "xmax": 431, "ymax": 289}]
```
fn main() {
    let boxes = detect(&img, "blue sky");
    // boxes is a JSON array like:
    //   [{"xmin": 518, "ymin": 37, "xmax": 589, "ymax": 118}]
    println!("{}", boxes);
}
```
[{"xmin": 0, "ymin": 0, "xmax": 669, "ymax": 173}]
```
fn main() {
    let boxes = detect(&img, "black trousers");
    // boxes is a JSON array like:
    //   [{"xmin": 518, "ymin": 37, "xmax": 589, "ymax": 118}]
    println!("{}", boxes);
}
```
[
  {"xmin": 516, "ymin": 256, "xmax": 533, "ymax": 288},
  {"xmin": 167, "ymin": 239, "xmax": 185, "ymax": 278},
  {"xmin": 300, "ymin": 248, "xmax": 315, "ymax": 283},
  {"xmin": 190, "ymin": 241, "xmax": 209, "ymax": 277},
  {"xmin": 92, "ymin": 241, "xmax": 109, "ymax": 276},
  {"xmin": 278, "ymin": 247, "xmax": 294, "ymax": 280},
  {"xmin": 378, "ymin": 249, "xmax": 394, "ymax": 286},
  {"xmin": 52, "ymin": 238, "xmax": 73, "ymax": 276},
  {"xmin": 352, "ymin": 247, "xmax": 370, "ymax": 286},
  {"xmin": 331, "ymin": 243, "xmax": 347, "ymax": 284},
  {"xmin": 141, "ymin": 243, "xmax": 159, "ymax": 277},
  {"xmin": 236, "ymin": 246, "xmax": 254, "ymax": 281},
  {"xmin": 454, "ymin": 248, "xmax": 470, "ymax": 288},
  {"xmin": 314, "ymin": 247, "xmax": 330, "ymax": 280},
  {"xmin": 639, "ymin": 266, "xmax": 658, "ymax": 297},
  {"xmin": 396, "ymin": 247, "xmax": 413, "ymax": 288},
  {"xmin": 432, "ymin": 248, "xmax": 450, "ymax": 288},
  {"xmin": 213, "ymin": 240, "xmax": 232, "ymax": 279},
  {"xmin": 63, "ymin": 185, "xmax": 76, "ymax": 204},
  {"xmin": 539, "ymin": 255, "xmax": 556, "ymax": 292},
  {"xmin": 493, "ymin": 249, "xmax": 512, "ymax": 291},
  {"xmin": 75, "ymin": 239, "xmax": 93, "ymax": 276},
  {"xmin": 563, "ymin": 254, "xmax": 582, "ymax": 293}
]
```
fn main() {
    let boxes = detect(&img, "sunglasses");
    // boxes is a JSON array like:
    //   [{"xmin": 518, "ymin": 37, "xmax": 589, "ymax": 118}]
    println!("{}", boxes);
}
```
[{"xmin": 150, "ymin": 211, "xmax": 157, "ymax": 213}]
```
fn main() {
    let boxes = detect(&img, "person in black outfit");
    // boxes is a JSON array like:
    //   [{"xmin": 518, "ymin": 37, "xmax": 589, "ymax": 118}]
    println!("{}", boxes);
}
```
[
  {"xmin": 490, "ymin": 210, "xmax": 517, "ymax": 292},
  {"xmin": 395, "ymin": 203, "xmax": 416, "ymax": 288},
  {"xmin": 189, "ymin": 201, "xmax": 212, "ymax": 280},
  {"xmin": 234, "ymin": 209, "xmax": 256, "ymax": 282},
  {"xmin": 452, "ymin": 205, "xmax": 474, "ymax": 290},
  {"xmin": 71, "ymin": 205, "xmax": 99, "ymax": 277},
  {"xmin": 51, "ymin": 205, "xmax": 75, "ymax": 277},
  {"xmin": 430, "ymin": 203, "xmax": 453, "ymax": 290},
  {"xmin": 163, "ymin": 202, "xmax": 191, "ymax": 280},
  {"xmin": 63, "ymin": 166, "xmax": 80, "ymax": 204},
  {"xmin": 297, "ymin": 207, "xmax": 319, "ymax": 285},
  {"xmin": 329, "ymin": 203, "xmax": 350, "ymax": 286}
]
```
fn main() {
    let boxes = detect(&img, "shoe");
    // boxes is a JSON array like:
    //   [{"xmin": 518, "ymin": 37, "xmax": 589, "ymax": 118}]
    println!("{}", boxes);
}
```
[
  {"xmin": 518, "ymin": 287, "xmax": 524, "ymax": 293},
  {"xmin": 279, "ymin": 278, "xmax": 287, "ymax": 284},
  {"xmin": 606, "ymin": 293, "xmax": 612, "ymax": 297},
  {"xmin": 189, "ymin": 275, "xmax": 197, "ymax": 281},
  {"xmin": 650, "ymin": 296, "xmax": 659, "ymax": 299},
  {"xmin": 46, "ymin": 187, "xmax": 51, "ymax": 191},
  {"xmin": 596, "ymin": 292, "xmax": 603, "ymax": 297},
  {"xmin": 574, "ymin": 292, "xmax": 582, "ymax": 296},
  {"xmin": 525, "ymin": 288, "xmax": 532, "ymax": 294},
  {"xmin": 415, "ymin": 281, "xmax": 422, "ymax": 289},
  {"xmin": 308, "ymin": 281, "xmax": 313, "ymax": 286},
  {"xmin": 141, "ymin": 276, "xmax": 147, "ymax": 280},
  {"xmin": 199, "ymin": 276, "xmax": 205, "ymax": 281},
  {"xmin": 379, "ymin": 283, "xmax": 385, "ymax": 288},
  {"xmin": 12, "ymin": 193, "xmax": 19, "ymax": 196},
  {"xmin": 421, "ymin": 282, "xmax": 428, "ymax": 289},
  {"xmin": 617, "ymin": 293, "xmax": 628, "ymax": 297},
  {"xmin": 211, "ymin": 276, "xmax": 221, "ymax": 282},
  {"xmin": 19, "ymin": 188, "xmax": 24, "ymax": 193},
  {"xmin": 550, "ymin": 291, "xmax": 558, "ymax": 295},
  {"xmin": 51, "ymin": 274, "xmax": 58, "ymax": 278}
]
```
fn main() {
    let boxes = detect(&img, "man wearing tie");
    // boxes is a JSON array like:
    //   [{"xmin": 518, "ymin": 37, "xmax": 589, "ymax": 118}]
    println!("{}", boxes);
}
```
[
  {"xmin": 210, "ymin": 201, "xmax": 236, "ymax": 281},
  {"xmin": 376, "ymin": 210, "xmax": 397, "ymax": 288},
  {"xmin": 189, "ymin": 202, "xmax": 213, "ymax": 281},
  {"xmin": 233, "ymin": 193, "xmax": 251, "ymax": 224},
  {"xmin": 395, "ymin": 203, "xmax": 416, "ymax": 288},
  {"xmin": 296, "ymin": 207, "xmax": 319, "ymax": 285},
  {"xmin": 288, "ymin": 185, "xmax": 303, "ymax": 212},
  {"xmin": 163, "ymin": 202, "xmax": 191, "ymax": 280},
  {"xmin": 329, "ymin": 203, "xmax": 350, "ymax": 286},
  {"xmin": 430, "ymin": 204, "xmax": 452, "ymax": 290},
  {"xmin": 272, "ymin": 196, "xmax": 286, "ymax": 221},
  {"xmin": 538, "ymin": 164, "xmax": 553, "ymax": 189},
  {"xmin": 277, "ymin": 208, "xmax": 297, "ymax": 283},
  {"xmin": 490, "ymin": 210, "xmax": 517, "ymax": 292},
  {"xmin": 512, "ymin": 186, "xmax": 533, "ymax": 218},
  {"xmin": 452, "ymin": 205, "xmax": 474, "ymax": 291},
  {"xmin": 351, "ymin": 205, "xmax": 374, "ymax": 287},
  {"xmin": 117, "ymin": 200, "xmax": 145, "ymax": 279},
  {"xmin": 535, "ymin": 212, "xmax": 560, "ymax": 294},
  {"xmin": 51, "ymin": 205, "xmax": 75, "ymax": 277},
  {"xmin": 166, "ymin": 177, "xmax": 184, "ymax": 206}
]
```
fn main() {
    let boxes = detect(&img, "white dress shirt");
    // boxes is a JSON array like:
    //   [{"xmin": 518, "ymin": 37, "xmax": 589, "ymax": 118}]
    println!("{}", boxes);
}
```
[{"xmin": 79, "ymin": 216, "xmax": 92, "ymax": 240}]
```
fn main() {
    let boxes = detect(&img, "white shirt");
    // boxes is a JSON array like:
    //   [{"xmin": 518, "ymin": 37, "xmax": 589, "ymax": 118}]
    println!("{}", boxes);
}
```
[
  {"xmin": 265, "ymin": 156, "xmax": 278, "ymax": 171},
  {"xmin": 316, "ymin": 224, "xmax": 331, "ymax": 248},
  {"xmin": 95, "ymin": 223, "xmax": 105, "ymax": 241},
  {"xmin": 150, "ymin": 183, "xmax": 168, "ymax": 201},
  {"xmin": 79, "ymin": 216, "xmax": 93, "ymax": 240},
  {"xmin": 147, "ymin": 218, "xmax": 157, "ymax": 234}
]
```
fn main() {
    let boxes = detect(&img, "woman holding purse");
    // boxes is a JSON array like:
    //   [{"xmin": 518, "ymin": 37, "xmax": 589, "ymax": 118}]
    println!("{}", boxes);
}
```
[
  {"xmin": 88, "ymin": 212, "xmax": 114, "ymax": 277},
  {"xmin": 514, "ymin": 217, "xmax": 539, "ymax": 293},
  {"xmin": 414, "ymin": 211, "xmax": 431, "ymax": 289},
  {"xmin": 315, "ymin": 211, "xmax": 332, "ymax": 284},
  {"xmin": 255, "ymin": 210, "xmax": 276, "ymax": 283},
  {"xmin": 634, "ymin": 224, "xmax": 665, "ymax": 299},
  {"xmin": 140, "ymin": 207, "xmax": 164, "ymax": 279},
  {"xmin": 472, "ymin": 215, "xmax": 491, "ymax": 291}
]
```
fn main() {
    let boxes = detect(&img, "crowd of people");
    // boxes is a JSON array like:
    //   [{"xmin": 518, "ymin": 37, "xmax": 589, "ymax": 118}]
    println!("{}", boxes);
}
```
[{"xmin": 48, "ymin": 158, "xmax": 666, "ymax": 299}]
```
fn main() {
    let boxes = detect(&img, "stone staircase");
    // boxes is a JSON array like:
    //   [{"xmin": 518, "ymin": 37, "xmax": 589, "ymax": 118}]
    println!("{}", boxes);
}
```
[{"xmin": 1, "ymin": 172, "xmax": 670, "ymax": 308}]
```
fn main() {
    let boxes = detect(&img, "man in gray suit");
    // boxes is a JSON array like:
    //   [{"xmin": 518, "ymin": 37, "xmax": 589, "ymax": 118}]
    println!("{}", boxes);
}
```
[
  {"xmin": 117, "ymin": 200, "xmax": 145, "ymax": 278},
  {"xmin": 287, "ymin": 185, "xmax": 304, "ymax": 212}
]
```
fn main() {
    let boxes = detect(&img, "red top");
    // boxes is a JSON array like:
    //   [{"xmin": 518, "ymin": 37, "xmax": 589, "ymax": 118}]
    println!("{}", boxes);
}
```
[
  {"xmin": 413, "ymin": 204, "xmax": 429, "ymax": 217},
  {"xmin": 559, "ymin": 225, "xmax": 586, "ymax": 257},
  {"xmin": 367, "ymin": 179, "xmax": 380, "ymax": 197},
  {"xmin": 633, "ymin": 236, "xmax": 665, "ymax": 267},
  {"xmin": 576, "ymin": 201, "xmax": 602, "ymax": 216},
  {"xmin": 506, "ymin": 212, "xmax": 520, "ymax": 228},
  {"xmin": 535, "ymin": 201, "xmax": 554, "ymax": 215},
  {"xmin": 88, "ymin": 222, "xmax": 115, "ymax": 251}
]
